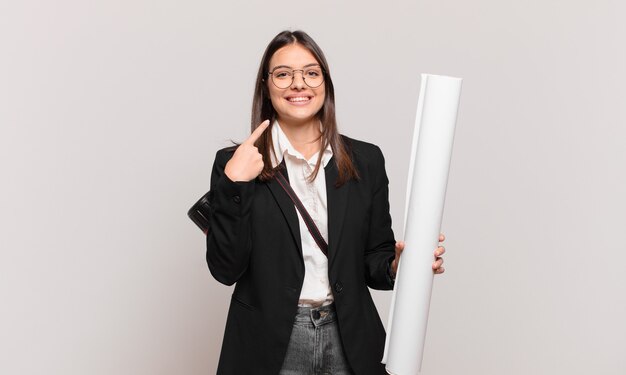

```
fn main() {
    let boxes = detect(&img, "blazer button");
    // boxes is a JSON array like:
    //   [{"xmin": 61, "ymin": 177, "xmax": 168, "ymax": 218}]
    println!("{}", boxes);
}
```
[
  {"xmin": 232, "ymin": 195, "xmax": 241, "ymax": 203},
  {"xmin": 334, "ymin": 282, "xmax": 343, "ymax": 294}
]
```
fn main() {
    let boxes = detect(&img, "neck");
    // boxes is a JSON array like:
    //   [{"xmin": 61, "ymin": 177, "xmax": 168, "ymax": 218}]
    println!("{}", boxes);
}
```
[{"xmin": 278, "ymin": 118, "xmax": 322, "ymax": 160}]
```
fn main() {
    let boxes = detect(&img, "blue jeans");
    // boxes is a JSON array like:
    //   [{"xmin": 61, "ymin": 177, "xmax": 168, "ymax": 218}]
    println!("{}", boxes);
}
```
[{"xmin": 279, "ymin": 303, "xmax": 354, "ymax": 375}]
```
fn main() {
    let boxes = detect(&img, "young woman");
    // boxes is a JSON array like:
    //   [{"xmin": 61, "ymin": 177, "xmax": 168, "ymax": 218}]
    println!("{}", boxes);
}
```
[{"xmin": 205, "ymin": 30, "xmax": 446, "ymax": 375}]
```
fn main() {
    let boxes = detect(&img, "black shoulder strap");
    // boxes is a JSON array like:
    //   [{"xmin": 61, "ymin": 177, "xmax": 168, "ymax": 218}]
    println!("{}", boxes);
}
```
[{"xmin": 274, "ymin": 169, "xmax": 329, "ymax": 257}]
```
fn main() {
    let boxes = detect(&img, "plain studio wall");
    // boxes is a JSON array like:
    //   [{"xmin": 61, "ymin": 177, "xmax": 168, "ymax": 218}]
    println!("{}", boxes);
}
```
[{"xmin": 1, "ymin": 1, "xmax": 624, "ymax": 374}]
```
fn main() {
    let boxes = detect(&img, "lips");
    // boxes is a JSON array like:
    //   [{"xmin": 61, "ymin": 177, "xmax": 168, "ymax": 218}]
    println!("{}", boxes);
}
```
[{"xmin": 285, "ymin": 95, "xmax": 313, "ymax": 104}]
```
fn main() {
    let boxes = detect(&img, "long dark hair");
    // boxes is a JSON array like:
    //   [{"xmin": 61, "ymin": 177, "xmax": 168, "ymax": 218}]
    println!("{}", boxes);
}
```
[{"xmin": 251, "ymin": 30, "xmax": 359, "ymax": 186}]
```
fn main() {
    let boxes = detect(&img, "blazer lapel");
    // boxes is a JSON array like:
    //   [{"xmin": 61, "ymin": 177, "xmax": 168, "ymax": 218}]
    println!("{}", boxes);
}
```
[
  {"xmin": 266, "ymin": 173, "xmax": 303, "ymax": 259},
  {"xmin": 265, "ymin": 157, "xmax": 350, "ymax": 264},
  {"xmin": 325, "ymin": 157, "xmax": 350, "ymax": 266}
]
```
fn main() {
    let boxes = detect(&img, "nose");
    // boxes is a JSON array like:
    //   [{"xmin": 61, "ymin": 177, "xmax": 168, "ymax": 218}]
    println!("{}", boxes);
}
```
[{"xmin": 290, "ymin": 70, "xmax": 306, "ymax": 90}]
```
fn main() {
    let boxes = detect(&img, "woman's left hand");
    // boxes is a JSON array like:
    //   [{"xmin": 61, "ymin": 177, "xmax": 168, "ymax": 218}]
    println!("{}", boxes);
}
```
[{"xmin": 391, "ymin": 233, "xmax": 446, "ymax": 278}]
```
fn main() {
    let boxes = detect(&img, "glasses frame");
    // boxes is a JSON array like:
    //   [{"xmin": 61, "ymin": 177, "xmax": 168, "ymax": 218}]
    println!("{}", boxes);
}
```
[{"xmin": 267, "ymin": 65, "xmax": 325, "ymax": 89}]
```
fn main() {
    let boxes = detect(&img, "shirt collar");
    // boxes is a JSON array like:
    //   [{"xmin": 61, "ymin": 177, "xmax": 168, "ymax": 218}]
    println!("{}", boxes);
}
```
[{"xmin": 270, "ymin": 120, "xmax": 333, "ymax": 168}]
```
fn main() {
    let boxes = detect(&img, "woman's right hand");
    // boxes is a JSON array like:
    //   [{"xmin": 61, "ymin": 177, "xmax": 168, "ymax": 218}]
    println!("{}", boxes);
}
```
[{"xmin": 224, "ymin": 120, "xmax": 270, "ymax": 182}]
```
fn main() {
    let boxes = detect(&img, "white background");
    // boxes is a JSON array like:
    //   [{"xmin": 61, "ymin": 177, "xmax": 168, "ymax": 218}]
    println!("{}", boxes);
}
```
[{"xmin": 1, "ymin": 1, "xmax": 625, "ymax": 374}]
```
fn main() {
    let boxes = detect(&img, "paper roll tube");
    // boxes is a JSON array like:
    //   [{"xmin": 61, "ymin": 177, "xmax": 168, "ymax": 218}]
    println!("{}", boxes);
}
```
[{"xmin": 382, "ymin": 74, "xmax": 462, "ymax": 375}]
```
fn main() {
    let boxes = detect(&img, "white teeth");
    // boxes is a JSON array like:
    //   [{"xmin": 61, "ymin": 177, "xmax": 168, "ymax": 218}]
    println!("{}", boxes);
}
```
[{"xmin": 287, "ymin": 97, "xmax": 310, "ymax": 102}]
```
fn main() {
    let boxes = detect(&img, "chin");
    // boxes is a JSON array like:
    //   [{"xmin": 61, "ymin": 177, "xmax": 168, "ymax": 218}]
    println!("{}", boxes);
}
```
[
  {"xmin": 282, "ymin": 114, "xmax": 317, "ymax": 125},
  {"xmin": 277, "ymin": 108, "xmax": 322, "ymax": 124}
]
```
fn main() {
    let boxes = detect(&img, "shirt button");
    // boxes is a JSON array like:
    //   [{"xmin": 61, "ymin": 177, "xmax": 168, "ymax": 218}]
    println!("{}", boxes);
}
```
[
  {"xmin": 232, "ymin": 195, "xmax": 241, "ymax": 203},
  {"xmin": 334, "ymin": 282, "xmax": 343, "ymax": 294}
]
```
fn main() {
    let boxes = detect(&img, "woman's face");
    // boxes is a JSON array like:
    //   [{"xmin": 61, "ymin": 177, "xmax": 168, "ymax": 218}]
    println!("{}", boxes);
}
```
[{"xmin": 267, "ymin": 43, "xmax": 325, "ymax": 126}]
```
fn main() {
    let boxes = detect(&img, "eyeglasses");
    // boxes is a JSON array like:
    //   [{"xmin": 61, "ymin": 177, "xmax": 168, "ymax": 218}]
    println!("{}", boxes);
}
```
[{"xmin": 268, "ymin": 65, "xmax": 325, "ymax": 89}]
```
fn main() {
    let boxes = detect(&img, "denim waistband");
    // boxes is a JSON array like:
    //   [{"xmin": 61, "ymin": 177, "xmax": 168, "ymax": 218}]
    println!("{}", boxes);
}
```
[{"xmin": 293, "ymin": 302, "xmax": 337, "ymax": 327}]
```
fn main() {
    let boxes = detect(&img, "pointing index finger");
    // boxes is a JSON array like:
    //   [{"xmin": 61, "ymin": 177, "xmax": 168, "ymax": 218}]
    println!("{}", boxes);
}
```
[{"xmin": 244, "ymin": 120, "xmax": 270, "ymax": 145}]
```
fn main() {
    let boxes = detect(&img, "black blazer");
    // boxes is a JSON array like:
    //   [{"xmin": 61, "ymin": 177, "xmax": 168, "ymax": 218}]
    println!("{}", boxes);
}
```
[{"xmin": 206, "ymin": 136, "xmax": 396, "ymax": 375}]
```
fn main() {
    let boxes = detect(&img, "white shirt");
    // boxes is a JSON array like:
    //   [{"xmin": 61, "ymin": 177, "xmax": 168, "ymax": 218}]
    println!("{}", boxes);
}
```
[{"xmin": 270, "ymin": 121, "xmax": 334, "ymax": 307}]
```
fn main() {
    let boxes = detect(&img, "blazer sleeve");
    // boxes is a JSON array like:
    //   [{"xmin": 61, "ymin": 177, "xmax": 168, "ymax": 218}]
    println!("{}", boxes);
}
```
[
  {"xmin": 363, "ymin": 145, "xmax": 397, "ymax": 290},
  {"xmin": 205, "ymin": 148, "xmax": 255, "ymax": 286}
]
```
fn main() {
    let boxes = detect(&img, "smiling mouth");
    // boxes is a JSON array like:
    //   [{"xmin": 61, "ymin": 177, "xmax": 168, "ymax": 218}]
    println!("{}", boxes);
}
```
[{"xmin": 286, "ymin": 96, "xmax": 312, "ymax": 103}]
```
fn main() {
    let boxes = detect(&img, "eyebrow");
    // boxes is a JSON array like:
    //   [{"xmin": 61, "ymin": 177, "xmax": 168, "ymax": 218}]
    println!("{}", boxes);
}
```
[{"xmin": 270, "ymin": 63, "xmax": 321, "ymax": 70}]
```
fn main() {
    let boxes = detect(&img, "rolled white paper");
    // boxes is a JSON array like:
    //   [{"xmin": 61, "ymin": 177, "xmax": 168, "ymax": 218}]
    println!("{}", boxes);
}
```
[{"xmin": 382, "ymin": 74, "xmax": 462, "ymax": 375}]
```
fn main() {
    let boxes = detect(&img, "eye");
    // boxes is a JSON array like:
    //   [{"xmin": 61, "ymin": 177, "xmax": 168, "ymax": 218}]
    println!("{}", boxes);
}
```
[
  {"xmin": 273, "ymin": 70, "xmax": 292, "ymax": 79},
  {"xmin": 305, "ymin": 69, "xmax": 322, "ymax": 77}
]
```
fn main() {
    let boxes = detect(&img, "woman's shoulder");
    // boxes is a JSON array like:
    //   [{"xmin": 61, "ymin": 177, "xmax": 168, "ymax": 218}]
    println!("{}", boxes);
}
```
[
  {"xmin": 339, "ymin": 135, "xmax": 389, "ymax": 183},
  {"xmin": 213, "ymin": 145, "xmax": 238, "ymax": 164},
  {"xmin": 340, "ymin": 134, "xmax": 386, "ymax": 163}
]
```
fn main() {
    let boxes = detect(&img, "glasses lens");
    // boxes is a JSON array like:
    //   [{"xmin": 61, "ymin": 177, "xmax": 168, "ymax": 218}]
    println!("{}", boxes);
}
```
[
  {"xmin": 271, "ymin": 67, "xmax": 324, "ymax": 89},
  {"xmin": 302, "ymin": 67, "xmax": 324, "ymax": 88},
  {"xmin": 303, "ymin": 67, "xmax": 324, "ymax": 88},
  {"xmin": 271, "ymin": 69, "xmax": 293, "ymax": 89}
]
